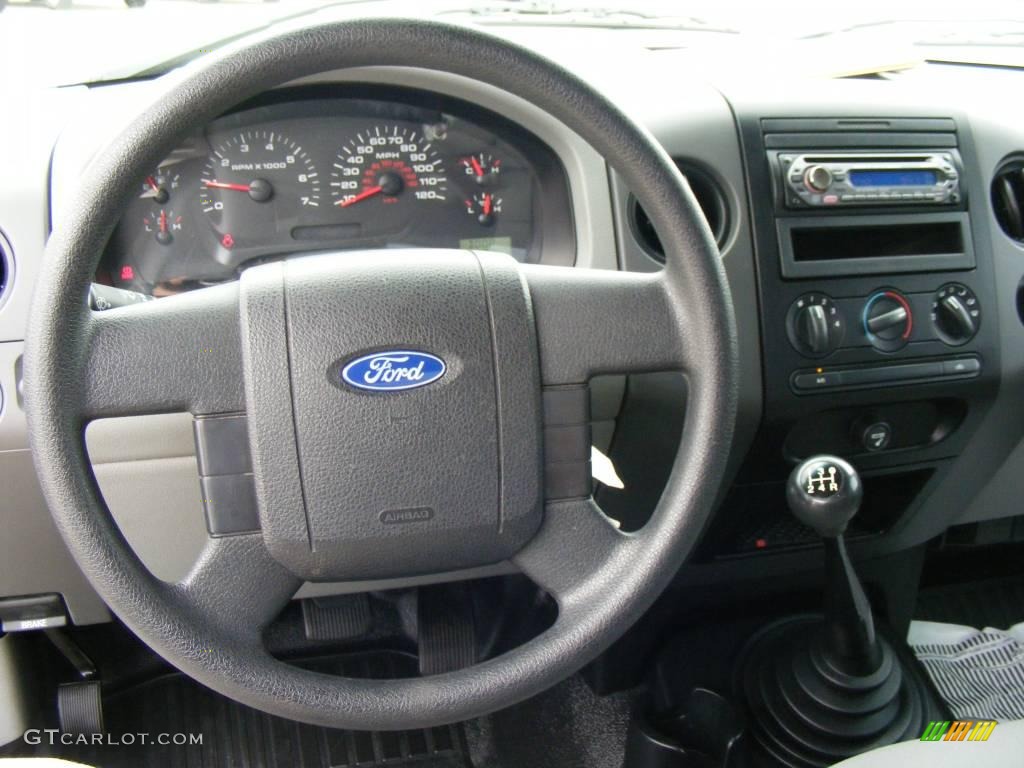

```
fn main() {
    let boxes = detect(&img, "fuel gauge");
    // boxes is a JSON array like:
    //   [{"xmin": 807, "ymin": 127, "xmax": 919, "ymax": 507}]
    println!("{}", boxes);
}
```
[{"xmin": 140, "ymin": 167, "xmax": 181, "ymax": 204}]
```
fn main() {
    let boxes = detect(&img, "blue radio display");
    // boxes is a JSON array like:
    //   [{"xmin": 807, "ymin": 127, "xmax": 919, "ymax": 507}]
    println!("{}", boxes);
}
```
[{"xmin": 848, "ymin": 169, "xmax": 937, "ymax": 187}]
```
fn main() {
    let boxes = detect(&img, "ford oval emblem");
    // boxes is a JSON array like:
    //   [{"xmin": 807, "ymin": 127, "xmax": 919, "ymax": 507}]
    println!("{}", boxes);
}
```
[{"xmin": 341, "ymin": 350, "xmax": 446, "ymax": 392}]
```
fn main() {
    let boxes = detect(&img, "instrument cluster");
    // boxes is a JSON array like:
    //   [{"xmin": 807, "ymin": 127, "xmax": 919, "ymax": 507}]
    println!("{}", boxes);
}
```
[{"xmin": 98, "ymin": 87, "xmax": 573, "ymax": 297}]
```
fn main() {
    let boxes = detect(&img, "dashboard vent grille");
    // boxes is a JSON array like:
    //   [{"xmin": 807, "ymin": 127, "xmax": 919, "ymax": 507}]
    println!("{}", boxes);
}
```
[
  {"xmin": 630, "ymin": 162, "xmax": 729, "ymax": 261},
  {"xmin": 992, "ymin": 159, "xmax": 1024, "ymax": 243}
]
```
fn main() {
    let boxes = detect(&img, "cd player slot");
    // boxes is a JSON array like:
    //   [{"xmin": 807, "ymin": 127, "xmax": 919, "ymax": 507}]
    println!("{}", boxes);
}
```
[
  {"xmin": 801, "ymin": 155, "xmax": 929, "ymax": 164},
  {"xmin": 778, "ymin": 213, "xmax": 974, "ymax": 278}
]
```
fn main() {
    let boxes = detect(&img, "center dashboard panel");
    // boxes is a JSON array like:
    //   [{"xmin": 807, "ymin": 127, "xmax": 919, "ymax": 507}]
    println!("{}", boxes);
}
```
[
  {"xmin": 699, "ymin": 114, "xmax": 1000, "ymax": 560},
  {"xmin": 96, "ymin": 86, "xmax": 574, "ymax": 297}
]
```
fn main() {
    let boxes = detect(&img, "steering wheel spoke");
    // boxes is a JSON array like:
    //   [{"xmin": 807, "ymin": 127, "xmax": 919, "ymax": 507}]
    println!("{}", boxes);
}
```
[
  {"xmin": 512, "ymin": 497, "xmax": 634, "ymax": 610},
  {"xmin": 81, "ymin": 282, "xmax": 245, "ymax": 419},
  {"xmin": 172, "ymin": 533, "xmax": 301, "ymax": 642},
  {"xmin": 521, "ymin": 265, "xmax": 691, "ymax": 386}
]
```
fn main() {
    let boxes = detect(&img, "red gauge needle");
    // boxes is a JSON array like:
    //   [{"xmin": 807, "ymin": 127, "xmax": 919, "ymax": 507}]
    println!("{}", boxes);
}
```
[
  {"xmin": 470, "ymin": 157, "xmax": 485, "ymax": 178},
  {"xmin": 158, "ymin": 210, "xmax": 167, "ymax": 234},
  {"xmin": 482, "ymin": 194, "xmax": 493, "ymax": 216},
  {"xmin": 203, "ymin": 180, "xmax": 252, "ymax": 192},
  {"xmin": 146, "ymin": 176, "xmax": 161, "ymax": 193},
  {"xmin": 337, "ymin": 185, "xmax": 383, "ymax": 208}
]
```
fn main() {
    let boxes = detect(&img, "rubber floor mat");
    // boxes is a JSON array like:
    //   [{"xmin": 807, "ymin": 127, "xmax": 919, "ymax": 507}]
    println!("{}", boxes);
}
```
[
  {"xmin": 29, "ymin": 651, "xmax": 473, "ymax": 768},
  {"xmin": 916, "ymin": 575, "xmax": 1024, "ymax": 630}
]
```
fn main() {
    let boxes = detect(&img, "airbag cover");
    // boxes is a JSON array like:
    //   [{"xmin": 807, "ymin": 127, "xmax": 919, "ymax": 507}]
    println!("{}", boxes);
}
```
[{"xmin": 239, "ymin": 250, "xmax": 542, "ymax": 581}]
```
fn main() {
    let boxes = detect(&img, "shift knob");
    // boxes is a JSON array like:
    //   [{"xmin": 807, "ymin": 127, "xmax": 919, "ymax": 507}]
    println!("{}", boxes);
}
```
[{"xmin": 786, "ymin": 455, "xmax": 862, "ymax": 538}]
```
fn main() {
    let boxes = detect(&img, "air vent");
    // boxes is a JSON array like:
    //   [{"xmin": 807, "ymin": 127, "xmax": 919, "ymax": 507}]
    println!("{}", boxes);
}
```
[
  {"xmin": 992, "ymin": 159, "xmax": 1024, "ymax": 243},
  {"xmin": 630, "ymin": 163, "xmax": 729, "ymax": 261},
  {"xmin": 0, "ymin": 232, "xmax": 11, "ymax": 309}
]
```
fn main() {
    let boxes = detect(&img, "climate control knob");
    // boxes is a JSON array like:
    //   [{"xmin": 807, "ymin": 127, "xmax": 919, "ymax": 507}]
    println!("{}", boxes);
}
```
[
  {"xmin": 863, "ymin": 290, "xmax": 913, "ymax": 352},
  {"xmin": 786, "ymin": 293, "xmax": 845, "ymax": 358},
  {"xmin": 932, "ymin": 283, "xmax": 980, "ymax": 346}
]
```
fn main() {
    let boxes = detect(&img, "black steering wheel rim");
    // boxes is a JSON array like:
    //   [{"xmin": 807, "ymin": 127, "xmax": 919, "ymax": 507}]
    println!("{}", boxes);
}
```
[{"xmin": 24, "ymin": 18, "xmax": 738, "ymax": 730}]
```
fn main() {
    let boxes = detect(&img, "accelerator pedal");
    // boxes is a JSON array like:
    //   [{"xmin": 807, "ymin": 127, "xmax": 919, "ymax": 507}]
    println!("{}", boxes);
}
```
[{"xmin": 418, "ymin": 582, "xmax": 477, "ymax": 676}]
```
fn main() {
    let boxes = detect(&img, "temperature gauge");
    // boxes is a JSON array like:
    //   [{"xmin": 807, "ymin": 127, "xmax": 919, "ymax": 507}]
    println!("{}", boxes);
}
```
[
  {"xmin": 140, "ymin": 167, "xmax": 181, "ymax": 204},
  {"xmin": 465, "ymin": 193, "xmax": 502, "ymax": 227},
  {"xmin": 143, "ymin": 209, "xmax": 184, "ymax": 246},
  {"xmin": 461, "ymin": 153, "xmax": 501, "ymax": 186}
]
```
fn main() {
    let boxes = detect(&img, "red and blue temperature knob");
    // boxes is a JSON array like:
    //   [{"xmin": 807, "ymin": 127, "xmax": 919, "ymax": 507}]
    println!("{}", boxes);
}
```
[{"xmin": 862, "ymin": 290, "xmax": 913, "ymax": 351}]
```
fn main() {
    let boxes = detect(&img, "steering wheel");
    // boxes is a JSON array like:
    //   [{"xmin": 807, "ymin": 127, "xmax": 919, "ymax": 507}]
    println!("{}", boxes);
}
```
[{"xmin": 24, "ymin": 19, "xmax": 737, "ymax": 730}]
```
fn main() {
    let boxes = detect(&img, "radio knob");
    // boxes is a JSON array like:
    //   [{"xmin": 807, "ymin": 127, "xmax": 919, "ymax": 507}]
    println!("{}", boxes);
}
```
[{"xmin": 804, "ymin": 165, "xmax": 833, "ymax": 193}]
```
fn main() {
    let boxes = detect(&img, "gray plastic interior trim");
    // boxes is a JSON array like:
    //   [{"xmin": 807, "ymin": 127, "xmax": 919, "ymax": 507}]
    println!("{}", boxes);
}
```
[
  {"xmin": 0, "ymin": 636, "xmax": 30, "ymax": 748},
  {"xmin": 0, "ymin": 638, "xmax": 28, "ymax": 753}
]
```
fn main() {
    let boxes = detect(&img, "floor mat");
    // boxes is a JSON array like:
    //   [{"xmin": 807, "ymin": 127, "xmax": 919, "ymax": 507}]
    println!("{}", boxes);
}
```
[
  {"xmin": 916, "ymin": 575, "xmax": 1024, "ymax": 630},
  {"xmin": 29, "ymin": 652, "xmax": 472, "ymax": 768},
  {"xmin": 909, "ymin": 620, "xmax": 1024, "ymax": 720}
]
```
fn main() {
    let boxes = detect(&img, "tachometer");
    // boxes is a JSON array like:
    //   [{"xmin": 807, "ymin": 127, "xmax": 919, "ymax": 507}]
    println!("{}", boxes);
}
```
[
  {"xmin": 330, "ymin": 125, "xmax": 447, "ymax": 210},
  {"xmin": 199, "ymin": 129, "xmax": 320, "ymax": 248}
]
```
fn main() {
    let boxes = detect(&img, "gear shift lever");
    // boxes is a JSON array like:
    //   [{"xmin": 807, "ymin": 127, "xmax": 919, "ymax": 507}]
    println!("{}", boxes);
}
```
[
  {"xmin": 787, "ymin": 456, "xmax": 880, "ymax": 674},
  {"xmin": 736, "ymin": 455, "xmax": 931, "ymax": 768}
]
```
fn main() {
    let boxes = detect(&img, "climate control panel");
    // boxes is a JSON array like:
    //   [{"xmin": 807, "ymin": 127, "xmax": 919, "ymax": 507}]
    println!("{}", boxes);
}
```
[{"xmin": 783, "ymin": 283, "xmax": 983, "ymax": 393}]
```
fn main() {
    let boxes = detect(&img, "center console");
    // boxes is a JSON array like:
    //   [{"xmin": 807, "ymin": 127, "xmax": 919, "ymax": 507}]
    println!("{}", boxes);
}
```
[{"xmin": 701, "ymin": 115, "xmax": 1000, "ymax": 558}]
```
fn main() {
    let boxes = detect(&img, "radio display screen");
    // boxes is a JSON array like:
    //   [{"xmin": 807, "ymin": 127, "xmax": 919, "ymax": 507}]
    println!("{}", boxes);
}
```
[{"xmin": 848, "ymin": 169, "xmax": 937, "ymax": 187}]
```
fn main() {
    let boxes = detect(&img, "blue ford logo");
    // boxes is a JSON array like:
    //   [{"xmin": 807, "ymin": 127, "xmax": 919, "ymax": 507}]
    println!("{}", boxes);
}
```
[{"xmin": 341, "ymin": 350, "xmax": 446, "ymax": 392}]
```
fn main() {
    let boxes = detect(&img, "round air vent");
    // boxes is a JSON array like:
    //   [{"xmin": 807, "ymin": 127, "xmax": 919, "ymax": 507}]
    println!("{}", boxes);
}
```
[
  {"xmin": 0, "ymin": 232, "xmax": 11, "ymax": 309},
  {"xmin": 992, "ymin": 157, "xmax": 1024, "ymax": 244},
  {"xmin": 630, "ymin": 162, "xmax": 729, "ymax": 261}
]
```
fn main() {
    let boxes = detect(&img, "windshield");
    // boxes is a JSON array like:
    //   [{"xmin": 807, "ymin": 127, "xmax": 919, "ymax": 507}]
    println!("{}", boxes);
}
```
[{"xmin": 1, "ymin": 0, "xmax": 1022, "ymax": 86}]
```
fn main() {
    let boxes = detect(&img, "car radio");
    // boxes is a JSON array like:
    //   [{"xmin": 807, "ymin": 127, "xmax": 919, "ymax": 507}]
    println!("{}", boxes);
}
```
[{"xmin": 773, "ymin": 151, "xmax": 961, "ymax": 208}]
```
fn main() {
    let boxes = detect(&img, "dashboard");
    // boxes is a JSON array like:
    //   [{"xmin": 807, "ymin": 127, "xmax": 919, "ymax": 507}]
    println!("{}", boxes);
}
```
[
  {"xmin": 97, "ymin": 88, "xmax": 574, "ymax": 297},
  {"xmin": 2, "ymin": 35, "xmax": 1024, "ymax": 626}
]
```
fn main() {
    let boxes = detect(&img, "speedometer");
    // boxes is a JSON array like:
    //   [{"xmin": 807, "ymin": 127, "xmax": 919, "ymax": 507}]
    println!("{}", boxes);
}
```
[{"xmin": 330, "ymin": 125, "xmax": 447, "ymax": 211}]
